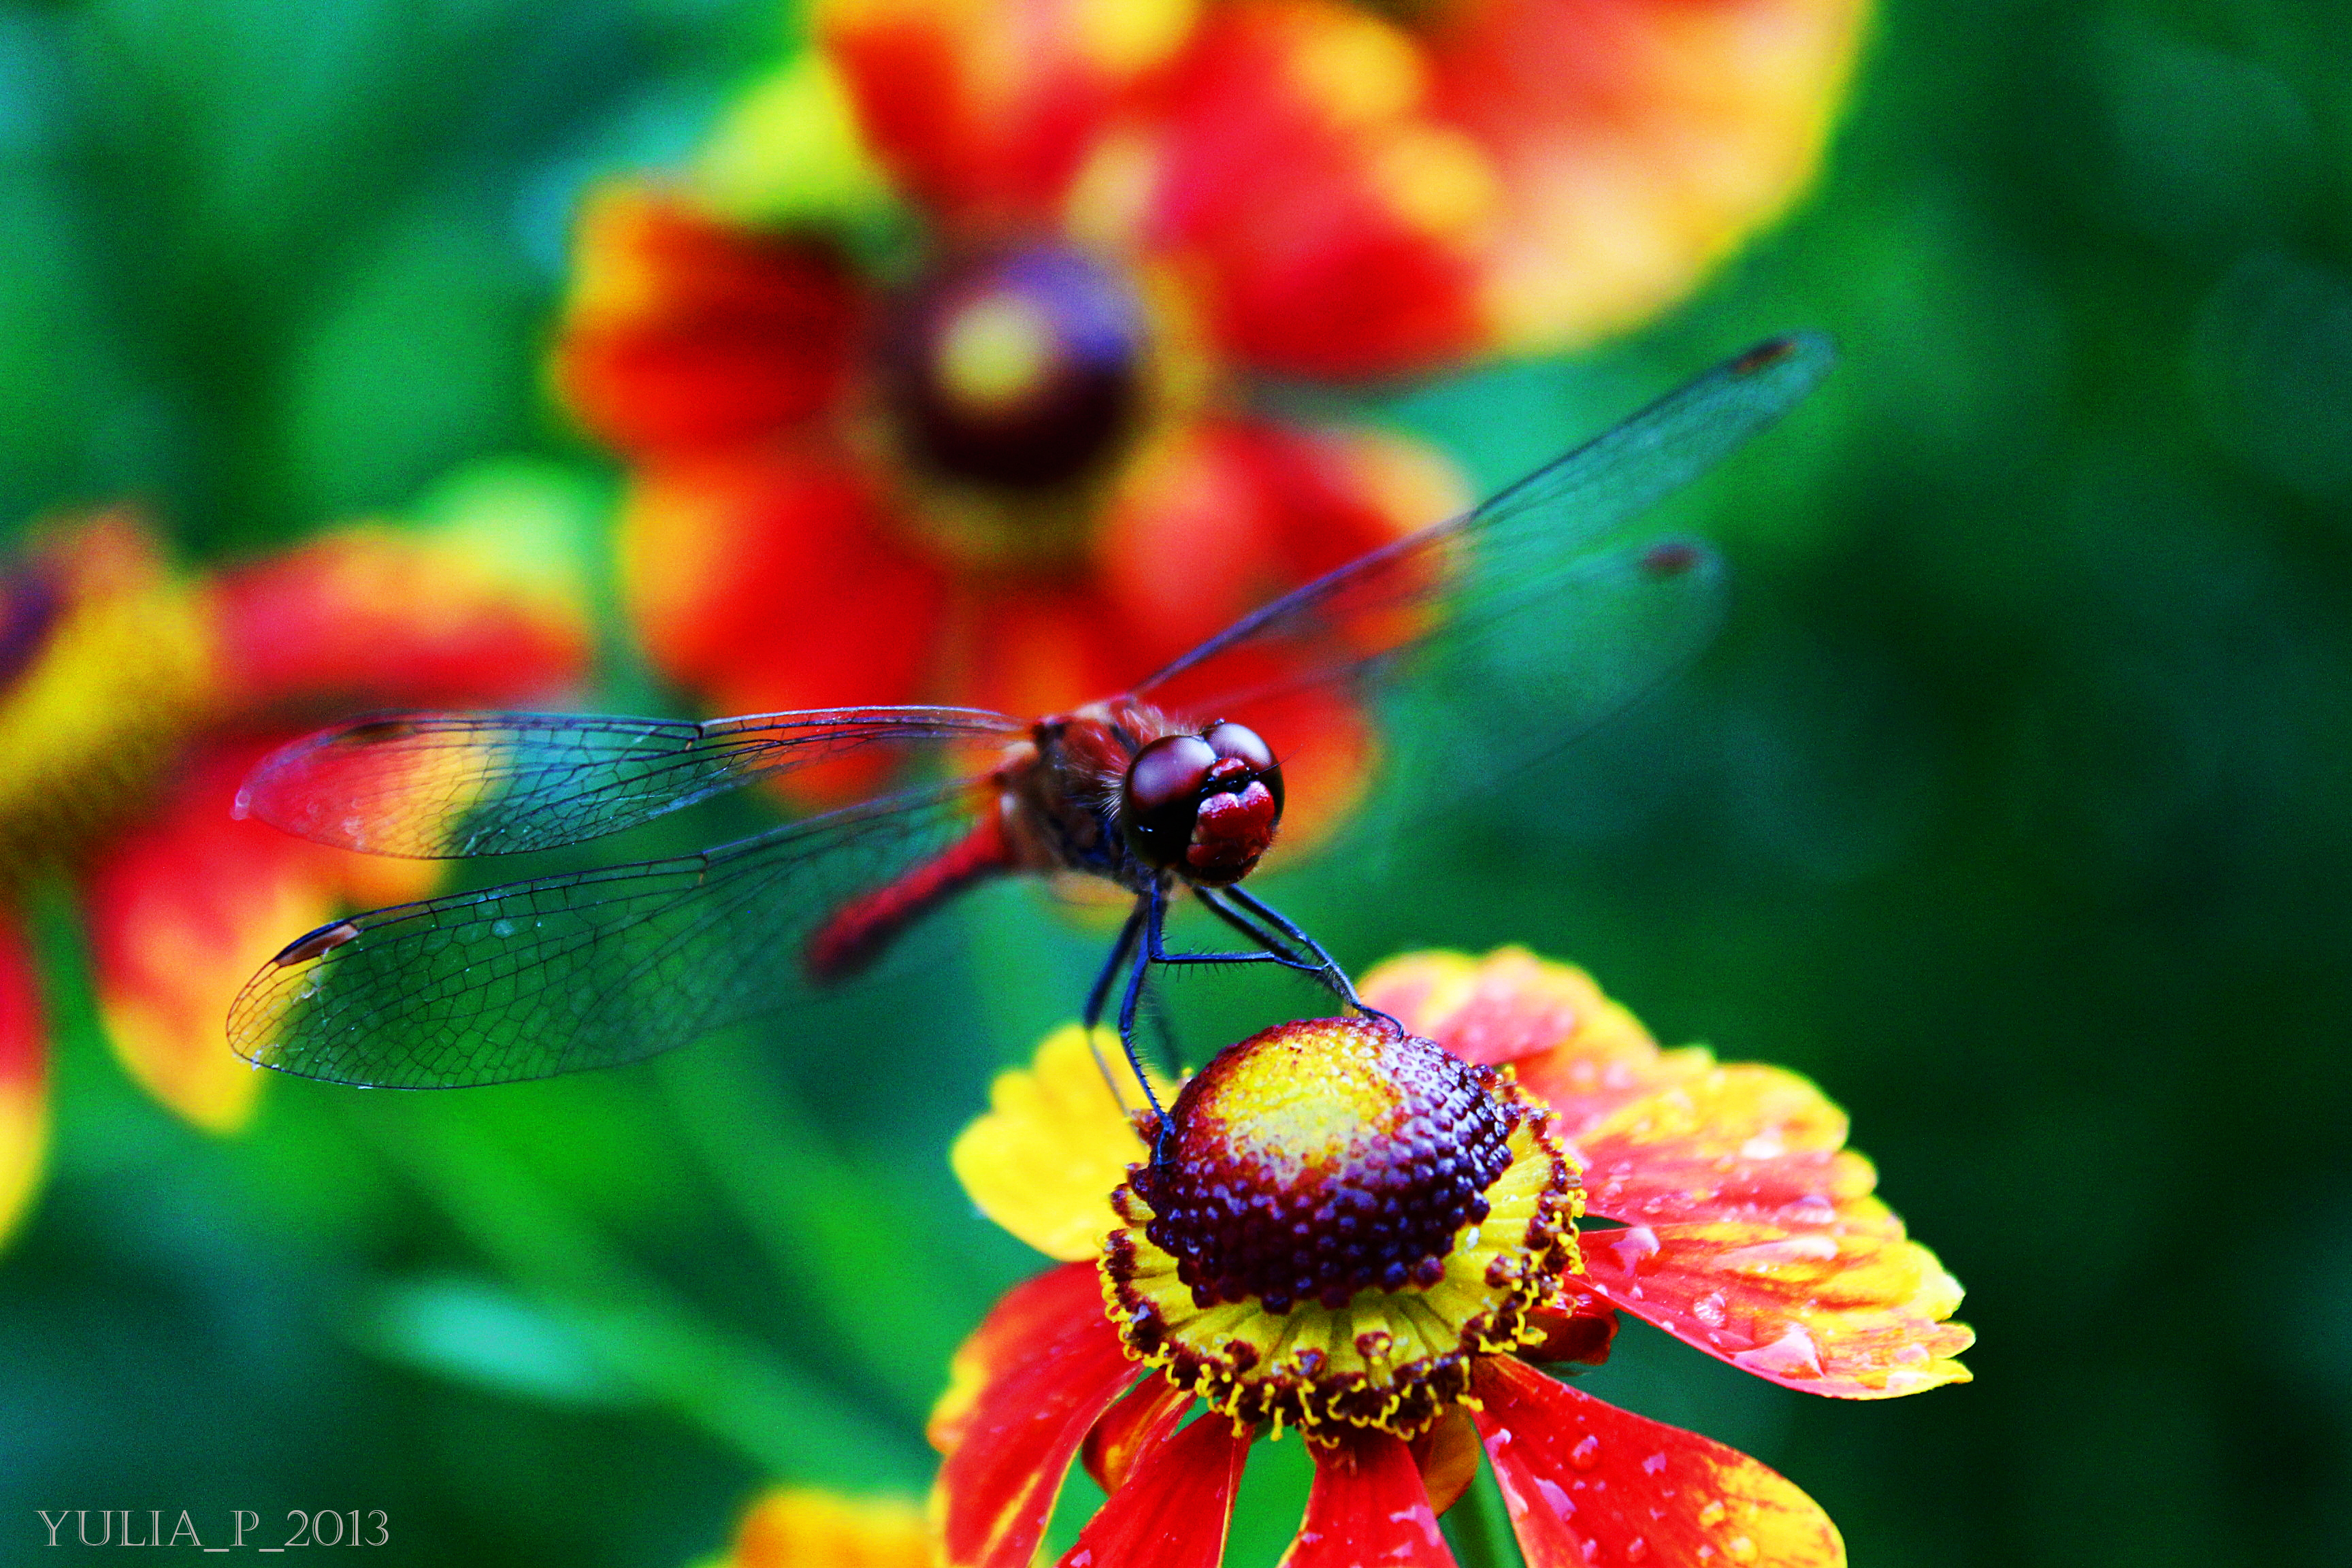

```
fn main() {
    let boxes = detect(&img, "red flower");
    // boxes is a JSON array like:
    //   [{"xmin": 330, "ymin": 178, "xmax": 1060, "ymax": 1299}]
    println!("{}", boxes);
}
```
[
  {"xmin": 0, "ymin": 480, "xmax": 591, "ymax": 1240},
  {"xmin": 552, "ymin": 0, "xmax": 1865, "ymax": 802},
  {"xmin": 937, "ymin": 947, "xmax": 1969, "ymax": 1567}
]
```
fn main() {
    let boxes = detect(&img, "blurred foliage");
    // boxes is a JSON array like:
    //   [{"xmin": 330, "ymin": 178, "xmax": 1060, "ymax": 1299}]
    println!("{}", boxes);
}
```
[{"xmin": 3, "ymin": 0, "xmax": 2351, "ymax": 1565}]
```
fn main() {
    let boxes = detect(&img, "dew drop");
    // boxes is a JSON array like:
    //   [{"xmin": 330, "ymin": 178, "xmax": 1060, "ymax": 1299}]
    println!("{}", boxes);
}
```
[
  {"xmin": 1569, "ymin": 1434, "xmax": 1603, "ymax": 1471},
  {"xmin": 491, "ymin": 919, "xmax": 517, "ymax": 938},
  {"xmin": 1624, "ymin": 1540, "xmax": 1648, "ymax": 1564},
  {"xmin": 1693, "ymin": 1291, "xmax": 1729, "ymax": 1326},
  {"xmin": 1698, "ymin": 1500, "xmax": 1728, "ymax": 1529},
  {"xmin": 1726, "ymin": 1536, "xmax": 1757, "ymax": 1564}
]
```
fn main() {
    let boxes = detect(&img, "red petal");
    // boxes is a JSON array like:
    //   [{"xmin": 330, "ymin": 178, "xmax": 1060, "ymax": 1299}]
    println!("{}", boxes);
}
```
[
  {"xmin": 1081, "ymin": 1370, "xmax": 1195, "ymax": 1493},
  {"xmin": 82, "ymin": 744, "xmax": 434, "ymax": 1132},
  {"xmin": 1521, "ymin": 1282, "xmax": 1618, "ymax": 1368},
  {"xmin": 1279, "ymin": 1431, "xmax": 1456, "ymax": 1568},
  {"xmin": 0, "ymin": 902, "xmax": 48, "ymax": 1241},
  {"xmin": 820, "ymin": 0, "xmax": 1192, "ymax": 229},
  {"xmin": 1060, "ymin": 1412, "xmax": 1248, "ymax": 1568},
  {"xmin": 932, "ymin": 1262, "xmax": 1145, "ymax": 1568},
  {"xmin": 211, "ymin": 523, "xmax": 589, "ymax": 721},
  {"xmin": 1471, "ymin": 1356, "xmax": 1844, "ymax": 1568},
  {"xmin": 1409, "ymin": 1407, "xmax": 1484, "ymax": 1518},
  {"xmin": 619, "ymin": 445, "xmax": 952, "ymax": 802},
  {"xmin": 1141, "ymin": 2, "xmax": 1494, "ymax": 378},
  {"xmin": 555, "ymin": 184, "xmax": 866, "ymax": 458}
]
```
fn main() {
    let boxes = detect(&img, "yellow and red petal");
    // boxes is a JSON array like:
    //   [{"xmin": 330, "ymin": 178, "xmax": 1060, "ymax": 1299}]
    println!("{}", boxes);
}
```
[
  {"xmin": 210, "ymin": 514, "xmax": 589, "ymax": 723},
  {"xmin": 1580, "ymin": 1219, "xmax": 1971, "ymax": 1399},
  {"xmin": 0, "ymin": 510, "xmax": 216, "ymax": 884},
  {"xmin": 1359, "ymin": 948, "xmax": 1711, "ymax": 1137},
  {"xmin": 82, "ymin": 744, "xmax": 434, "ymax": 1132},
  {"xmin": 1279, "ymin": 1429, "xmax": 1455, "ymax": 1568},
  {"xmin": 1061, "ymin": 1411, "xmax": 1247, "ymax": 1568},
  {"xmin": 931, "ymin": 1261, "xmax": 1143, "ymax": 1568},
  {"xmin": 555, "ymin": 184, "xmax": 868, "ymax": 459},
  {"xmin": 1136, "ymin": 1, "xmax": 1500, "ymax": 378},
  {"xmin": 1573, "ymin": 1065, "xmax": 1972, "ymax": 1396},
  {"xmin": 1577, "ymin": 1064, "xmax": 1880, "ymax": 1232},
  {"xmin": 713, "ymin": 1488, "xmax": 932, "ymax": 1568},
  {"xmin": 1471, "ymin": 1355, "xmax": 1843, "ymax": 1568},
  {"xmin": 1422, "ymin": 0, "xmax": 1869, "ymax": 353},
  {"xmin": 819, "ymin": 0, "xmax": 1199, "ymax": 230},
  {"xmin": 0, "ymin": 902, "xmax": 48, "ymax": 1241},
  {"xmin": 951, "ymin": 1023, "xmax": 1168, "ymax": 1261}
]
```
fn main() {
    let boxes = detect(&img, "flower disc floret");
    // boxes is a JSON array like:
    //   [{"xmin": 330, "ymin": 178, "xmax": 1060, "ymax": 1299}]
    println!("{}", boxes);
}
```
[
  {"xmin": 883, "ymin": 244, "xmax": 1147, "ymax": 492},
  {"xmin": 1102, "ymin": 1017, "xmax": 1581, "ymax": 1439}
]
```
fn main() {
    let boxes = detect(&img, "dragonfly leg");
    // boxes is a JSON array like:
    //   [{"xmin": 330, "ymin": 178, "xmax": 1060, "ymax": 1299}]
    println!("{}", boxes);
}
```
[
  {"xmin": 1144, "ymin": 893, "xmax": 1324, "ymax": 977},
  {"xmin": 1217, "ymin": 885, "xmax": 1399, "ymax": 1034},
  {"xmin": 1120, "ymin": 885, "xmax": 1177, "ymax": 1158},
  {"xmin": 1081, "ymin": 900, "xmax": 1151, "ymax": 1119},
  {"xmin": 1192, "ymin": 886, "xmax": 1315, "ymax": 968}
]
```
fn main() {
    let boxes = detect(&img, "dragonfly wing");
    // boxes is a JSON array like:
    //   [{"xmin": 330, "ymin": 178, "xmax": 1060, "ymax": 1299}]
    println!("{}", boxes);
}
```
[
  {"xmin": 1375, "ymin": 534, "xmax": 1727, "ymax": 809},
  {"xmin": 236, "ymin": 706, "xmax": 1026, "ymax": 858},
  {"xmin": 1132, "ymin": 333, "xmax": 1831, "ymax": 715},
  {"xmin": 228, "ymin": 781, "xmax": 987, "ymax": 1087}
]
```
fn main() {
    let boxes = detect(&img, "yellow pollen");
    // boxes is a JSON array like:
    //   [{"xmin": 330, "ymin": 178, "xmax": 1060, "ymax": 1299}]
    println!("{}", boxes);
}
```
[{"xmin": 936, "ymin": 294, "xmax": 1058, "ymax": 413}]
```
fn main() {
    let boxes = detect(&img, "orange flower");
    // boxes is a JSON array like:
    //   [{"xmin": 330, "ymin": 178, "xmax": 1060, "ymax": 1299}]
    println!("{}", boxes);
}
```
[
  {"xmin": 0, "ymin": 476, "xmax": 590, "ymax": 1241},
  {"xmin": 553, "ymin": 0, "xmax": 1864, "ymax": 794},
  {"xmin": 937, "ymin": 947, "xmax": 1967, "ymax": 1567},
  {"xmin": 700, "ymin": 1488, "xmax": 933, "ymax": 1568}
]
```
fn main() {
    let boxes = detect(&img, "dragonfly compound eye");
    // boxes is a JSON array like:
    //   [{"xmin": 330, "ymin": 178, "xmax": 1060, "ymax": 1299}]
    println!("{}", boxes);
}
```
[{"xmin": 1122, "ymin": 733, "xmax": 1219, "ymax": 868}]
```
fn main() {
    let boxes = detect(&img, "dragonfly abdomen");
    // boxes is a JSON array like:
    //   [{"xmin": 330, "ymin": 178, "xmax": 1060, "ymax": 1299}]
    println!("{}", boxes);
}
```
[{"xmin": 803, "ymin": 811, "xmax": 1014, "ymax": 983}]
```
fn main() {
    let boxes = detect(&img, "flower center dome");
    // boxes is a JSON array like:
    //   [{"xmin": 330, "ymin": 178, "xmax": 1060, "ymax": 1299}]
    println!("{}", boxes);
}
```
[
  {"xmin": 883, "ymin": 244, "xmax": 1145, "ymax": 491},
  {"xmin": 1104, "ymin": 1017, "xmax": 1582, "ymax": 1439}
]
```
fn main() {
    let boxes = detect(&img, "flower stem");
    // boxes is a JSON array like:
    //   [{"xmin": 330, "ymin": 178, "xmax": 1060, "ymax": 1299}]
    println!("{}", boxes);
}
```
[{"xmin": 1445, "ymin": 1460, "xmax": 1527, "ymax": 1568}]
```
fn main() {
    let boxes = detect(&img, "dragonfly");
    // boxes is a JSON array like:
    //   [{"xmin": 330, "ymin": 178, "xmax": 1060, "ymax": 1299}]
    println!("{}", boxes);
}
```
[{"xmin": 228, "ymin": 333, "xmax": 1833, "ymax": 1137}]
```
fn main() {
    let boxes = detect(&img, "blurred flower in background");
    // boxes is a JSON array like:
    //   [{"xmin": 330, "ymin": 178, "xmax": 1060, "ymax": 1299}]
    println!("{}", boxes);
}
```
[
  {"xmin": 696, "ymin": 1487, "xmax": 931, "ymax": 1568},
  {"xmin": 0, "ymin": 468, "xmax": 590, "ymax": 1241},
  {"xmin": 555, "ymin": 0, "xmax": 1867, "ymax": 798},
  {"xmin": 938, "ymin": 947, "xmax": 1967, "ymax": 1567}
]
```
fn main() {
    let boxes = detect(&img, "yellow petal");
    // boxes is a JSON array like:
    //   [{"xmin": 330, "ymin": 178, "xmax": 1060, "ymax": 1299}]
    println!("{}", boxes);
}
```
[{"xmin": 951, "ymin": 1024, "xmax": 1171, "ymax": 1260}]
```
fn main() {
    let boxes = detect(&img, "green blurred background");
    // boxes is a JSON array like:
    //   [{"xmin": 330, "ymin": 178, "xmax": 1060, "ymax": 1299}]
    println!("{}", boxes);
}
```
[{"xmin": 4, "ymin": 0, "xmax": 2349, "ymax": 1563}]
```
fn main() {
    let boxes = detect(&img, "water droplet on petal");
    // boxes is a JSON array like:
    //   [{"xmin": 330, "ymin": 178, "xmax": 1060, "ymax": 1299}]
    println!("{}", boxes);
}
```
[
  {"xmin": 1569, "ymin": 1434, "xmax": 1603, "ymax": 1471},
  {"xmin": 1699, "ymin": 1500, "xmax": 1729, "ymax": 1528},
  {"xmin": 1727, "ymin": 1536, "xmax": 1757, "ymax": 1564},
  {"xmin": 1624, "ymin": 1539, "xmax": 1648, "ymax": 1564}
]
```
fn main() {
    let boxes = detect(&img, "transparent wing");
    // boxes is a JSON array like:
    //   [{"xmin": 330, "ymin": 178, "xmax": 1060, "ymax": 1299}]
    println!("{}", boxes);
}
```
[
  {"xmin": 235, "ymin": 706, "xmax": 1026, "ymax": 858},
  {"xmin": 227, "ymin": 781, "xmax": 987, "ymax": 1088},
  {"xmin": 1134, "ymin": 334, "xmax": 1833, "ymax": 719}
]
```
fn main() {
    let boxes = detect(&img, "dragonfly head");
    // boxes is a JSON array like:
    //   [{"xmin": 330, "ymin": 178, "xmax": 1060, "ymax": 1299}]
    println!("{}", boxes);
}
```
[{"xmin": 1119, "ymin": 720, "xmax": 1284, "ymax": 885}]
